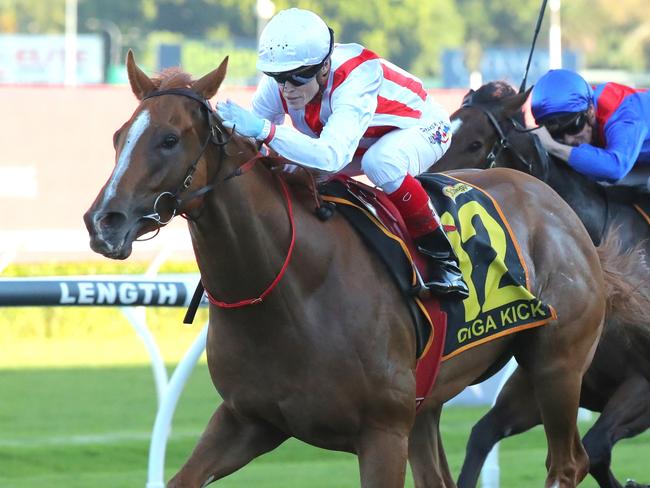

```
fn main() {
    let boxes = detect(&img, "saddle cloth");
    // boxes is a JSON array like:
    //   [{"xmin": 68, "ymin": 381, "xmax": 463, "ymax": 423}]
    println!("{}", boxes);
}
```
[
  {"xmin": 319, "ymin": 173, "xmax": 556, "ymax": 408},
  {"xmin": 417, "ymin": 173, "xmax": 557, "ymax": 360}
]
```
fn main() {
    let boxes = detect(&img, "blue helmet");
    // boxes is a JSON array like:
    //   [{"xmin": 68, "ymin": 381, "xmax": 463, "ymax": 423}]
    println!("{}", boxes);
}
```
[{"xmin": 531, "ymin": 69, "xmax": 594, "ymax": 122}]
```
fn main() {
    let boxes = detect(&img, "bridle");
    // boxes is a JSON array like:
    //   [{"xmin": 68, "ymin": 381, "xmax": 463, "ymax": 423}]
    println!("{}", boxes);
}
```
[
  {"xmin": 461, "ymin": 90, "xmax": 550, "ymax": 182},
  {"xmin": 461, "ymin": 102, "xmax": 532, "ymax": 170},
  {"xmin": 138, "ymin": 88, "xmax": 230, "ymax": 230},
  {"xmin": 129, "ymin": 87, "xmax": 299, "ymax": 312}
]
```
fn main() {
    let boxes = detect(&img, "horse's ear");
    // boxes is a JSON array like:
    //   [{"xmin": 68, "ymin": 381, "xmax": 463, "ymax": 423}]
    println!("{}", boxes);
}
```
[
  {"xmin": 192, "ymin": 57, "xmax": 229, "ymax": 100},
  {"xmin": 501, "ymin": 86, "xmax": 533, "ymax": 118},
  {"xmin": 126, "ymin": 50, "xmax": 156, "ymax": 100},
  {"xmin": 461, "ymin": 88, "xmax": 475, "ymax": 107}
]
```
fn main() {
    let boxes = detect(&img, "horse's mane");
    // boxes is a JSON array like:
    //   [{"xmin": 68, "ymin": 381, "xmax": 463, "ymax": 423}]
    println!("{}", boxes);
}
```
[{"xmin": 152, "ymin": 67, "xmax": 194, "ymax": 90}]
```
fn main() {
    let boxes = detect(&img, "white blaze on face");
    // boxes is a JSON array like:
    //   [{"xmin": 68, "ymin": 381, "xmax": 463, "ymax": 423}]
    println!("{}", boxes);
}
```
[
  {"xmin": 450, "ymin": 117, "xmax": 463, "ymax": 136},
  {"xmin": 102, "ymin": 110, "xmax": 151, "ymax": 206}
]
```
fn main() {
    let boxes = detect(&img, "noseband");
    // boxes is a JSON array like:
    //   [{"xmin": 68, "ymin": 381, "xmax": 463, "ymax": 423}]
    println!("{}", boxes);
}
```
[{"xmin": 138, "ymin": 88, "xmax": 229, "ymax": 229}]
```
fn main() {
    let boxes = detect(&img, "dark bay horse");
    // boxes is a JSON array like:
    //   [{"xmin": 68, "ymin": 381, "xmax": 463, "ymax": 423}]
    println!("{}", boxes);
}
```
[
  {"xmin": 435, "ymin": 82, "xmax": 650, "ymax": 488},
  {"xmin": 85, "ymin": 54, "xmax": 645, "ymax": 488}
]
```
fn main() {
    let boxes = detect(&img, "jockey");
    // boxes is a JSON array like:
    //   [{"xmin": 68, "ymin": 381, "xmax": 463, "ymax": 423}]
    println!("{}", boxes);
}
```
[
  {"xmin": 216, "ymin": 8, "xmax": 469, "ymax": 299},
  {"xmin": 531, "ymin": 69, "xmax": 650, "ymax": 191}
]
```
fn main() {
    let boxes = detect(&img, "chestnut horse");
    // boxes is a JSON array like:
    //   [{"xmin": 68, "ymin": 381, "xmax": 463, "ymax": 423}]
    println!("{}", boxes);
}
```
[
  {"xmin": 435, "ymin": 83, "xmax": 650, "ymax": 488},
  {"xmin": 86, "ymin": 54, "xmax": 634, "ymax": 488}
]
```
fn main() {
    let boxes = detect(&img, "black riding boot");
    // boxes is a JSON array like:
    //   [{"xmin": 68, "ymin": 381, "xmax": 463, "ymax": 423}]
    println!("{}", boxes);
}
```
[{"xmin": 415, "ymin": 226, "xmax": 469, "ymax": 299}]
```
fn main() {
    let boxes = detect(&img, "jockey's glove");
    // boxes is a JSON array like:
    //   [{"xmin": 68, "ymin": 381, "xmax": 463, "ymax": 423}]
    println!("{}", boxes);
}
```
[{"xmin": 216, "ymin": 100, "xmax": 273, "ymax": 141}]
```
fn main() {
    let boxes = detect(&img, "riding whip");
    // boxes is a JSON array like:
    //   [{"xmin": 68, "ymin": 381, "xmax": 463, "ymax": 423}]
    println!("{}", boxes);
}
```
[{"xmin": 519, "ymin": 0, "xmax": 549, "ymax": 93}]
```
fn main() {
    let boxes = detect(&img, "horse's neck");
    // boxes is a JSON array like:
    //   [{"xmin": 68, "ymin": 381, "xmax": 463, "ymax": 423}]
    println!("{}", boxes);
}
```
[
  {"xmin": 189, "ymin": 164, "xmax": 297, "ymax": 302},
  {"xmin": 546, "ymin": 159, "xmax": 608, "ymax": 242}
]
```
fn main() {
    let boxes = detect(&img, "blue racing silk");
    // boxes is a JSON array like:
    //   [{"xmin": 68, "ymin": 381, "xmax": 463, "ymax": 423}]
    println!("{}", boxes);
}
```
[{"xmin": 568, "ymin": 82, "xmax": 650, "ymax": 182}]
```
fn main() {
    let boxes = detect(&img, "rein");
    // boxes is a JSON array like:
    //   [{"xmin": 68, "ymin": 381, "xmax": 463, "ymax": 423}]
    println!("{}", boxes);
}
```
[{"xmin": 204, "ymin": 172, "xmax": 296, "ymax": 308}]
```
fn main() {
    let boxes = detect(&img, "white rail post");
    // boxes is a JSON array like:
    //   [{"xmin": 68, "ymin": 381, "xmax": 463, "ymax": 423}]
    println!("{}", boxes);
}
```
[
  {"xmin": 146, "ymin": 322, "xmax": 208, "ymax": 488},
  {"xmin": 120, "ymin": 306, "xmax": 169, "ymax": 405}
]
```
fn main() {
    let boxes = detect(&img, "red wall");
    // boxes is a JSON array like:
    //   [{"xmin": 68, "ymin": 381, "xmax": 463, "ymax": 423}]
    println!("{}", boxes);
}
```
[{"xmin": 0, "ymin": 85, "xmax": 466, "ymax": 262}]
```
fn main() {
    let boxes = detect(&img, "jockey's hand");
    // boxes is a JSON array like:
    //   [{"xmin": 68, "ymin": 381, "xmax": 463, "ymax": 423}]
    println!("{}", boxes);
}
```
[
  {"xmin": 216, "ymin": 100, "xmax": 269, "ymax": 140},
  {"xmin": 530, "ymin": 125, "xmax": 556, "ymax": 149},
  {"xmin": 529, "ymin": 125, "xmax": 573, "ymax": 163}
]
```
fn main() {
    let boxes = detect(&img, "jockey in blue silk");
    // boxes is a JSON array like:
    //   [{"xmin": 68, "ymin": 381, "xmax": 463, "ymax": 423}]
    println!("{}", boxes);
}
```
[
  {"xmin": 216, "ymin": 8, "xmax": 469, "ymax": 299},
  {"xmin": 531, "ymin": 69, "xmax": 650, "ymax": 191}
]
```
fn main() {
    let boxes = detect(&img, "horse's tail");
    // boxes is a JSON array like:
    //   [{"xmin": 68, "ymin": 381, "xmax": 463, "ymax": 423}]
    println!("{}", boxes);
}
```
[{"xmin": 597, "ymin": 228, "xmax": 650, "ymax": 328}]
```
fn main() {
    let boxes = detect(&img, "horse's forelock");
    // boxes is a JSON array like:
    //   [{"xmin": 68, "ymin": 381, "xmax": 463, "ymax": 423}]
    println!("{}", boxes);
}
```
[
  {"xmin": 152, "ymin": 68, "xmax": 194, "ymax": 90},
  {"xmin": 467, "ymin": 81, "xmax": 526, "ymax": 124},
  {"xmin": 471, "ymin": 81, "xmax": 518, "ymax": 104}
]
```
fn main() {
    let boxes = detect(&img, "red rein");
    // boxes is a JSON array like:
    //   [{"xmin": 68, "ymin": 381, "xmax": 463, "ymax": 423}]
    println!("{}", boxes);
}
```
[{"xmin": 204, "ymin": 175, "xmax": 296, "ymax": 308}]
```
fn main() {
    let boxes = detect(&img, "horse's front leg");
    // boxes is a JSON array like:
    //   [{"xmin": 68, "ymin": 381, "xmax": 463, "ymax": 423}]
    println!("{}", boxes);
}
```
[
  {"xmin": 167, "ymin": 404, "xmax": 287, "ymax": 488},
  {"xmin": 357, "ymin": 426, "xmax": 410, "ymax": 488}
]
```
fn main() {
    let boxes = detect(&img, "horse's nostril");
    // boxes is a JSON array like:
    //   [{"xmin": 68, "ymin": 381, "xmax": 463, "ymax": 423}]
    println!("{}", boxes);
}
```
[{"xmin": 95, "ymin": 211, "xmax": 127, "ymax": 232}]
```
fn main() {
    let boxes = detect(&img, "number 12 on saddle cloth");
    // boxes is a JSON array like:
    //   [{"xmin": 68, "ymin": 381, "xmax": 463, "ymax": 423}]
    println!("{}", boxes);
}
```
[{"xmin": 320, "ymin": 173, "xmax": 556, "ymax": 406}]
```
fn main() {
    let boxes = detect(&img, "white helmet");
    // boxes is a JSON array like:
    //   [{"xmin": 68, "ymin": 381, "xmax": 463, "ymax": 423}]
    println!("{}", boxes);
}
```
[{"xmin": 257, "ymin": 8, "xmax": 332, "ymax": 73}]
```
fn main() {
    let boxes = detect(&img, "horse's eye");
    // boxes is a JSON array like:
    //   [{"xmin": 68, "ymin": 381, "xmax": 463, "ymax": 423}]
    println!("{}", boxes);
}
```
[
  {"xmin": 161, "ymin": 134, "xmax": 179, "ymax": 149},
  {"xmin": 468, "ymin": 141, "xmax": 483, "ymax": 153}
]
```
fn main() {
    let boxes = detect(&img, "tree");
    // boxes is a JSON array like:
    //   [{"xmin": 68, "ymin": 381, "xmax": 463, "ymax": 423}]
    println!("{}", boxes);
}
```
[
  {"xmin": 563, "ymin": 0, "xmax": 650, "ymax": 71},
  {"xmin": 150, "ymin": 0, "xmax": 257, "ymax": 40},
  {"xmin": 456, "ymin": 0, "xmax": 544, "ymax": 46},
  {"xmin": 0, "ymin": 0, "xmax": 66, "ymax": 33},
  {"xmin": 272, "ymin": 0, "xmax": 464, "ymax": 79}
]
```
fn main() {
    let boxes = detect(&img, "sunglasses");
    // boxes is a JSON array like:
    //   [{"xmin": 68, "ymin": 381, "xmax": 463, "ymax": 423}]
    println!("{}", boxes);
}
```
[
  {"xmin": 542, "ymin": 111, "xmax": 589, "ymax": 139},
  {"xmin": 264, "ymin": 62, "xmax": 325, "ymax": 87},
  {"xmin": 264, "ymin": 28, "xmax": 334, "ymax": 87}
]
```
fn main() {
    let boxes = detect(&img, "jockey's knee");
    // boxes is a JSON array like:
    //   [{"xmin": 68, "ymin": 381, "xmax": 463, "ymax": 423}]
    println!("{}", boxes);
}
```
[{"xmin": 361, "ymin": 140, "xmax": 410, "ymax": 192}]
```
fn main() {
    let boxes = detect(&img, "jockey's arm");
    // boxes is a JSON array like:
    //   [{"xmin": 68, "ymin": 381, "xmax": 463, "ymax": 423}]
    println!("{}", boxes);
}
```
[
  {"xmin": 534, "ymin": 107, "xmax": 647, "ymax": 183},
  {"xmin": 568, "ymin": 110, "xmax": 648, "ymax": 182},
  {"xmin": 260, "ymin": 64, "xmax": 382, "ymax": 172}
]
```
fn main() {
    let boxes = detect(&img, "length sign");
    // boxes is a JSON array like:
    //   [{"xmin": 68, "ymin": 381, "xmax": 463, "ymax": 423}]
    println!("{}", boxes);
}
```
[{"xmin": 0, "ymin": 276, "xmax": 203, "ymax": 307}]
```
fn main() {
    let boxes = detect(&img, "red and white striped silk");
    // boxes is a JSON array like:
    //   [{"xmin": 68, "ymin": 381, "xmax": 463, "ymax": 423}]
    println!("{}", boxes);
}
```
[{"xmin": 251, "ymin": 43, "xmax": 447, "ymax": 172}]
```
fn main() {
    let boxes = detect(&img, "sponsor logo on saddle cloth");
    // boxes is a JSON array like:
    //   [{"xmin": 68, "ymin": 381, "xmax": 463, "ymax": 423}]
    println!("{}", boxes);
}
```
[
  {"xmin": 442, "ymin": 182, "xmax": 472, "ymax": 203},
  {"xmin": 419, "ymin": 173, "xmax": 557, "ymax": 361}
]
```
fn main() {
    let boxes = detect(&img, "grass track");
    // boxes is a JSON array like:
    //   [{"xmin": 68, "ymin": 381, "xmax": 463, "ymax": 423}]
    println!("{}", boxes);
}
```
[
  {"xmin": 2, "ymin": 265, "xmax": 647, "ymax": 486},
  {"xmin": 0, "ymin": 361, "xmax": 648, "ymax": 488}
]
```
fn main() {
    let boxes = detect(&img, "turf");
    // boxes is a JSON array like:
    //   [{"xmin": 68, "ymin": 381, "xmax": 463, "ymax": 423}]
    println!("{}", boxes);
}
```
[
  {"xmin": 0, "ymin": 359, "xmax": 648, "ymax": 488},
  {"xmin": 2, "ymin": 266, "xmax": 646, "ymax": 487}
]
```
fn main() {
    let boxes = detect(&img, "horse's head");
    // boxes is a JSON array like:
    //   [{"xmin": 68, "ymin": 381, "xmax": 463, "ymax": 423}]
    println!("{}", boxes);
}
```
[
  {"xmin": 435, "ymin": 84, "xmax": 549, "ymax": 181},
  {"xmin": 84, "ymin": 51, "xmax": 232, "ymax": 259}
]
